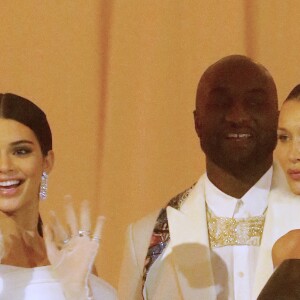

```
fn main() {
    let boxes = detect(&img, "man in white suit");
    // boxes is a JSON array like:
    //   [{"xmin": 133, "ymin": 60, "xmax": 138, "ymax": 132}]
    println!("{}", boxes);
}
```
[{"xmin": 118, "ymin": 55, "xmax": 300, "ymax": 300}]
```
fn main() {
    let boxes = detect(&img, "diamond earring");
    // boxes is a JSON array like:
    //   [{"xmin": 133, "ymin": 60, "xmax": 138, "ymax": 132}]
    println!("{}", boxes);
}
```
[{"xmin": 39, "ymin": 171, "xmax": 48, "ymax": 200}]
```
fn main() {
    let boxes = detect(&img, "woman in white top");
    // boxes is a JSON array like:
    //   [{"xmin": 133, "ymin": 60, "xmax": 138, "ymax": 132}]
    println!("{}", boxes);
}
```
[
  {"xmin": 0, "ymin": 93, "xmax": 116, "ymax": 299},
  {"xmin": 273, "ymin": 84, "xmax": 300, "ymax": 266},
  {"xmin": 257, "ymin": 84, "xmax": 300, "ymax": 299}
]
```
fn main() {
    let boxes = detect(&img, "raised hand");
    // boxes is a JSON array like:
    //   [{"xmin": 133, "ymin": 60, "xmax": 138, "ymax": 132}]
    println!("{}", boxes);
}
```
[{"xmin": 44, "ymin": 196, "xmax": 105, "ymax": 300}]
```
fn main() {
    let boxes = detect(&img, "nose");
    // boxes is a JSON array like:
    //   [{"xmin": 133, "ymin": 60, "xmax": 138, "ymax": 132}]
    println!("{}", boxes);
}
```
[
  {"xmin": 0, "ymin": 153, "xmax": 14, "ymax": 173},
  {"xmin": 288, "ymin": 140, "xmax": 300, "ymax": 164},
  {"xmin": 225, "ymin": 100, "xmax": 250, "ymax": 124}
]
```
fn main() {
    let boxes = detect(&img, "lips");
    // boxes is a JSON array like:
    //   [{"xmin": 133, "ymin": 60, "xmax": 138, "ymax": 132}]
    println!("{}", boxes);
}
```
[
  {"xmin": 226, "ymin": 133, "xmax": 252, "ymax": 139},
  {"xmin": 0, "ymin": 180, "xmax": 21, "ymax": 187},
  {"xmin": 220, "ymin": 129, "xmax": 255, "ymax": 151},
  {"xmin": 0, "ymin": 179, "xmax": 23, "ymax": 196},
  {"xmin": 287, "ymin": 170, "xmax": 300, "ymax": 181},
  {"xmin": 224, "ymin": 129, "xmax": 254, "ymax": 143}
]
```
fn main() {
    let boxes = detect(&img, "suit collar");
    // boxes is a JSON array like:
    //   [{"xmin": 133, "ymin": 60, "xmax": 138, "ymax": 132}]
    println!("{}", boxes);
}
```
[
  {"xmin": 165, "ymin": 176, "xmax": 208, "ymax": 252},
  {"xmin": 164, "ymin": 176, "xmax": 217, "ymax": 298}
]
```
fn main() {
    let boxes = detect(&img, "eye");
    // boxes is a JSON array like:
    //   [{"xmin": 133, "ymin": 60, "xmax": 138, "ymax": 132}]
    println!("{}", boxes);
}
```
[
  {"xmin": 13, "ymin": 147, "xmax": 33, "ymax": 156},
  {"xmin": 277, "ymin": 133, "xmax": 290, "ymax": 142},
  {"xmin": 209, "ymin": 90, "xmax": 231, "ymax": 109},
  {"xmin": 248, "ymin": 98, "xmax": 262, "ymax": 106},
  {"xmin": 246, "ymin": 97, "xmax": 264, "ymax": 108},
  {"xmin": 245, "ymin": 91, "xmax": 266, "ymax": 108}
]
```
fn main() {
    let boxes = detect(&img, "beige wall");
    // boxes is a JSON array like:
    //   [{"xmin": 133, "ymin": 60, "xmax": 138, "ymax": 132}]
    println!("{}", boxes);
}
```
[
  {"xmin": 1, "ymin": 0, "xmax": 300, "ymax": 289},
  {"xmin": 0, "ymin": 0, "xmax": 105, "ymax": 278}
]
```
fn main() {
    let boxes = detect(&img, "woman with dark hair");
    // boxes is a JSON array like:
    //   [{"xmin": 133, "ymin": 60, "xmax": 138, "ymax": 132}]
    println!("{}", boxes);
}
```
[
  {"xmin": 258, "ymin": 84, "xmax": 300, "ymax": 299},
  {"xmin": 271, "ymin": 84, "xmax": 300, "ymax": 267},
  {"xmin": 276, "ymin": 84, "xmax": 300, "ymax": 196},
  {"xmin": 0, "ymin": 94, "xmax": 116, "ymax": 299}
]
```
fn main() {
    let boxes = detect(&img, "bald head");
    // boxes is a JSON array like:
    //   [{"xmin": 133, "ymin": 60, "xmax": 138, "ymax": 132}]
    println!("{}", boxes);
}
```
[
  {"xmin": 194, "ymin": 54, "xmax": 279, "ymax": 179},
  {"xmin": 196, "ymin": 55, "xmax": 278, "ymax": 110}
]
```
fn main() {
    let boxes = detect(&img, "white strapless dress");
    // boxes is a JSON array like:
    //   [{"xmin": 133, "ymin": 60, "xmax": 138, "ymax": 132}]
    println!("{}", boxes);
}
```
[{"xmin": 0, "ymin": 265, "xmax": 117, "ymax": 300}]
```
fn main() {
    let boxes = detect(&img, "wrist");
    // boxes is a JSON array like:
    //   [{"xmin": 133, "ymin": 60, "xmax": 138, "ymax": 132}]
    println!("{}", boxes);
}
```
[{"xmin": 62, "ymin": 282, "xmax": 89, "ymax": 300}]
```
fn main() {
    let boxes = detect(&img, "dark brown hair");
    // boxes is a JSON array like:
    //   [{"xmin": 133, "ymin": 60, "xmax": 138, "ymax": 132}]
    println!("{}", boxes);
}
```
[
  {"xmin": 0, "ymin": 93, "xmax": 52, "ymax": 155},
  {"xmin": 285, "ymin": 84, "xmax": 300, "ymax": 102}
]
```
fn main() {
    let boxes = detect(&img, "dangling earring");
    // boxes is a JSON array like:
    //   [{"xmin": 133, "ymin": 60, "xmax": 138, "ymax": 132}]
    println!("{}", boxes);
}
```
[{"xmin": 39, "ymin": 171, "xmax": 48, "ymax": 201}]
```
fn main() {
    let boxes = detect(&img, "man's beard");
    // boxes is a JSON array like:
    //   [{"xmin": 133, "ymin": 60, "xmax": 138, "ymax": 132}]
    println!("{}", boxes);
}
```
[{"xmin": 200, "ymin": 131, "xmax": 277, "ymax": 178}]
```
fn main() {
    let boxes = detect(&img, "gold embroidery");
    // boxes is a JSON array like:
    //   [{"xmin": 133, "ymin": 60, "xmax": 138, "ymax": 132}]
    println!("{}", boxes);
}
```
[{"xmin": 207, "ymin": 209, "xmax": 265, "ymax": 248}]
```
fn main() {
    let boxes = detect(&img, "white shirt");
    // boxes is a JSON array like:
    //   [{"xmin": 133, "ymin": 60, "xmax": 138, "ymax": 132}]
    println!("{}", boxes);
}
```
[{"xmin": 205, "ymin": 167, "xmax": 273, "ymax": 300}]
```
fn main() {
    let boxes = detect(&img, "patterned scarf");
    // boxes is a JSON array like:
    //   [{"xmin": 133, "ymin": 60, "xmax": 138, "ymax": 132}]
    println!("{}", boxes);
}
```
[{"xmin": 142, "ymin": 185, "xmax": 194, "ymax": 295}]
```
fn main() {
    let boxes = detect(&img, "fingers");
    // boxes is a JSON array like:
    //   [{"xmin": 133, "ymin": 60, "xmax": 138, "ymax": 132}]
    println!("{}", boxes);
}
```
[
  {"xmin": 47, "ymin": 195, "xmax": 105, "ymax": 244},
  {"xmin": 92, "ymin": 216, "xmax": 106, "ymax": 243},
  {"xmin": 49, "ymin": 211, "xmax": 70, "ymax": 244},
  {"xmin": 64, "ymin": 195, "xmax": 78, "ymax": 236},
  {"xmin": 79, "ymin": 200, "xmax": 91, "ymax": 236},
  {"xmin": 44, "ymin": 224, "xmax": 59, "ymax": 259}
]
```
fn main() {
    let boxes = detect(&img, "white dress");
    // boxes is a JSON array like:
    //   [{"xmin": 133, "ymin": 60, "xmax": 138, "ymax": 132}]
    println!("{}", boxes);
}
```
[{"xmin": 0, "ymin": 265, "xmax": 117, "ymax": 300}]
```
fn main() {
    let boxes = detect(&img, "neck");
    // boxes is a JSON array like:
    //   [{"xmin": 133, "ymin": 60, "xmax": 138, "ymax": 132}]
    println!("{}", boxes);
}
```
[
  {"xmin": 10, "ymin": 199, "xmax": 40, "ymax": 233},
  {"xmin": 0, "ymin": 199, "xmax": 48, "ymax": 267},
  {"xmin": 206, "ymin": 157, "xmax": 273, "ymax": 198}
]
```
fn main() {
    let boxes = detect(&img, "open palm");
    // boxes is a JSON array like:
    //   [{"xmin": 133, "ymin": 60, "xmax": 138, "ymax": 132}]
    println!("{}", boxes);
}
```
[{"xmin": 44, "ymin": 197, "xmax": 105, "ymax": 299}]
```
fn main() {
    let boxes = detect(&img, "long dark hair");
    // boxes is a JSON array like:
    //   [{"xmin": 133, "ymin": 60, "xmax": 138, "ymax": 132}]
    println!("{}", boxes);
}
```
[
  {"xmin": 285, "ymin": 84, "xmax": 300, "ymax": 102},
  {"xmin": 0, "ymin": 93, "xmax": 52, "ymax": 155}
]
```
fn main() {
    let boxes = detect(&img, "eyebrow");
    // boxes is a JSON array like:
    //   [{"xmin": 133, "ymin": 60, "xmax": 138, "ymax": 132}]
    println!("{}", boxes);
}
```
[
  {"xmin": 10, "ymin": 140, "xmax": 34, "ymax": 146},
  {"xmin": 210, "ymin": 87, "xmax": 227, "ymax": 93}
]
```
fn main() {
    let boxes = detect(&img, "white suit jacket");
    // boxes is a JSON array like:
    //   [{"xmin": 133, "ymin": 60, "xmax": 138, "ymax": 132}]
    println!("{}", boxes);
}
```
[{"xmin": 118, "ymin": 163, "xmax": 300, "ymax": 300}]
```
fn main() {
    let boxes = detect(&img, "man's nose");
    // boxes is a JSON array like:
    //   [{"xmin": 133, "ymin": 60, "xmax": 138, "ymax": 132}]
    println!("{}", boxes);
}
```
[{"xmin": 225, "ymin": 101, "xmax": 250, "ymax": 124}]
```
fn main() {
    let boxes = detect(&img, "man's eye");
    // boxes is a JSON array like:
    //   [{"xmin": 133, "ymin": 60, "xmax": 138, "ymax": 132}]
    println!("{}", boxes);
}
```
[
  {"xmin": 249, "ymin": 99, "xmax": 262, "ymax": 106},
  {"xmin": 246, "ymin": 96, "xmax": 264, "ymax": 107},
  {"xmin": 246, "ymin": 92, "xmax": 266, "ymax": 107},
  {"xmin": 210, "ymin": 96, "xmax": 230, "ymax": 108}
]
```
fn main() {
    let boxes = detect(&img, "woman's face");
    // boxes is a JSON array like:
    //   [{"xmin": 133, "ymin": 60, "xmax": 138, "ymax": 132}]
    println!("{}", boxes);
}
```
[
  {"xmin": 0, "ymin": 118, "xmax": 53, "ymax": 213},
  {"xmin": 277, "ymin": 100, "xmax": 300, "ymax": 194}
]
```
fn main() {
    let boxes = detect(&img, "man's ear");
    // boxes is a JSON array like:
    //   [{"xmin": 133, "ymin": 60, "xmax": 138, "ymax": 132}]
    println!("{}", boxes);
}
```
[
  {"xmin": 193, "ymin": 110, "xmax": 201, "ymax": 138},
  {"xmin": 43, "ymin": 150, "xmax": 55, "ymax": 174}
]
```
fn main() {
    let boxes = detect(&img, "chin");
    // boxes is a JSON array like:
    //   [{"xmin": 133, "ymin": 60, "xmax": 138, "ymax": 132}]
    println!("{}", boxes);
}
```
[
  {"xmin": 0, "ymin": 197, "xmax": 24, "ymax": 213},
  {"xmin": 289, "ymin": 183, "xmax": 300, "ymax": 196}
]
